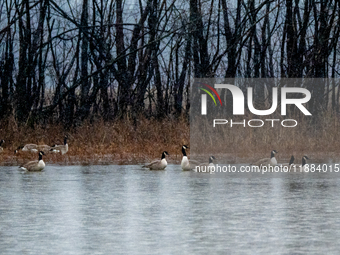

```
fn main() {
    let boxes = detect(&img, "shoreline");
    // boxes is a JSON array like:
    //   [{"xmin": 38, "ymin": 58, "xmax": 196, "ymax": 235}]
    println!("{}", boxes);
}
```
[
  {"xmin": 1, "ymin": 118, "xmax": 339, "ymax": 166},
  {"xmin": 2, "ymin": 152, "xmax": 339, "ymax": 167}
]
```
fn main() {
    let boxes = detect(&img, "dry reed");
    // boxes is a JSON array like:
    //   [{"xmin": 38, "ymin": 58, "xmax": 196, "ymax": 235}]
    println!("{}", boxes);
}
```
[
  {"xmin": 1, "ymin": 112, "xmax": 339, "ymax": 166},
  {"xmin": 190, "ymin": 111, "xmax": 340, "ymax": 164},
  {"xmin": 0, "ymin": 116, "xmax": 189, "ymax": 166}
]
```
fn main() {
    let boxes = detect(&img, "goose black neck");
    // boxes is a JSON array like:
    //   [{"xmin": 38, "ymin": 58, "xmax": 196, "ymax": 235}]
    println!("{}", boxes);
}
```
[
  {"xmin": 302, "ymin": 157, "xmax": 306, "ymax": 166},
  {"xmin": 0, "ymin": 140, "xmax": 4, "ymax": 146},
  {"xmin": 161, "ymin": 153, "xmax": 166, "ymax": 159},
  {"xmin": 64, "ymin": 137, "xmax": 67, "ymax": 145},
  {"xmin": 271, "ymin": 151, "xmax": 275, "ymax": 158},
  {"xmin": 209, "ymin": 157, "xmax": 213, "ymax": 163},
  {"xmin": 39, "ymin": 154, "xmax": 43, "ymax": 161},
  {"xmin": 182, "ymin": 147, "xmax": 187, "ymax": 156},
  {"xmin": 289, "ymin": 156, "xmax": 294, "ymax": 165}
]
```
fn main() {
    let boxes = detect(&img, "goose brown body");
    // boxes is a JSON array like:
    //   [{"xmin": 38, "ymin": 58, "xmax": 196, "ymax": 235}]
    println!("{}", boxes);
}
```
[
  {"xmin": 19, "ymin": 151, "xmax": 46, "ymax": 171},
  {"xmin": 252, "ymin": 150, "xmax": 278, "ymax": 168},
  {"xmin": 50, "ymin": 136, "xmax": 68, "ymax": 155},
  {"xmin": 143, "ymin": 151, "xmax": 169, "ymax": 170}
]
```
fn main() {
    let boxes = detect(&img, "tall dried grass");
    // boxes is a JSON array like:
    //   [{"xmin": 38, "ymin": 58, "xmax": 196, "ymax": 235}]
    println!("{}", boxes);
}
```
[
  {"xmin": 190, "ymin": 112, "xmax": 340, "ymax": 163},
  {"xmin": 1, "ymin": 111, "xmax": 339, "ymax": 166},
  {"xmin": 0, "ymin": 116, "xmax": 189, "ymax": 165}
]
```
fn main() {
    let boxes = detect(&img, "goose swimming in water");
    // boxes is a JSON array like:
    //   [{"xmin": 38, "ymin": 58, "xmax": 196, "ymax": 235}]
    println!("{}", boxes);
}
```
[
  {"xmin": 293, "ymin": 156, "xmax": 309, "ymax": 172},
  {"xmin": 181, "ymin": 145, "xmax": 200, "ymax": 171},
  {"xmin": 252, "ymin": 150, "xmax": 278, "ymax": 169},
  {"xmin": 194, "ymin": 156, "xmax": 216, "ymax": 173},
  {"xmin": 143, "ymin": 151, "xmax": 169, "ymax": 170},
  {"xmin": 19, "ymin": 151, "xmax": 46, "ymax": 171},
  {"xmin": 280, "ymin": 155, "xmax": 295, "ymax": 170}
]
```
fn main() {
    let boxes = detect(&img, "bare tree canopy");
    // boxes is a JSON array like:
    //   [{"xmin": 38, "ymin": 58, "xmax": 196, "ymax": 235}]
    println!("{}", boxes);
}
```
[{"xmin": 0, "ymin": 0, "xmax": 340, "ymax": 126}]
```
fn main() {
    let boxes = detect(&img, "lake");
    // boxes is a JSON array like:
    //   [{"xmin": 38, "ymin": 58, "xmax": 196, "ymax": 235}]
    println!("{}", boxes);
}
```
[{"xmin": 1, "ymin": 164, "xmax": 340, "ymax": 254}]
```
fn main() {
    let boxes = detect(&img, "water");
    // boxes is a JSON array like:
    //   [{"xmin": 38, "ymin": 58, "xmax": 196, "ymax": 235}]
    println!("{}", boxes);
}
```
[{"xmin": 1, "ymin": 164, "xmax": 340, "ymax": 254}]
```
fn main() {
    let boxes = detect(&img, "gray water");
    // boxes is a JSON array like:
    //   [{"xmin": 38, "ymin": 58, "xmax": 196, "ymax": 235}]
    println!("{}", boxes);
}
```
[{"xmin": 1, "ymin": 164, "xmax": 340, "ymax": 254}]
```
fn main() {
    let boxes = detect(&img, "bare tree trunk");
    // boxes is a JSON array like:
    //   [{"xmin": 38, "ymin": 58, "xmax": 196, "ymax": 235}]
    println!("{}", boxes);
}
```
[
  {"xmin": 0, "ymin": 0, "xmax": 14, "ymax": 119},
  {"xmin": 79, "ymin": 0, "xmax": 90, "ymax": 120},
  {"xmin": 222, "ymin": 0, "xmax": 241, "ymax": 78},
  {"xmin": 16, "ymin": 1, "xmax": 29, "ymax": 123}
]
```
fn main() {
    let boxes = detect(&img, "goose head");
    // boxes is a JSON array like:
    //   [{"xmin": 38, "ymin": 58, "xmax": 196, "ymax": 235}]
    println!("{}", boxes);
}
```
[
  {"xmin": 271, "ymin": 150, "xmax": 278, "ymax": 158},
  {"xmin": 162, "ymin": 151, "xmax": 169, "ymax": 159},
  {"xmin": 182, "ymin": 145, "xmax": 189, "ymax": 156},
  {"xmin": 14, "ymin": 146, "xmax": 24, "ymax": 154},
  {"xmin": 39, "ymin": 151, "xmax": 45, "ymax": 160},
  {"xmin": 209, "ymin": 156, "xmax": 216, "ymax": 163},
  {"xmin": 302, "ymin": 155, "xmax": 309, "ymax": 166}
]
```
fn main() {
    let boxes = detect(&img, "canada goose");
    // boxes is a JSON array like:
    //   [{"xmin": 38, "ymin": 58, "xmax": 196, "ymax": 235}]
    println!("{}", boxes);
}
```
[
  {"xmin": 143, "ymin": 151, "xmax": 169, "ymax": 170},
  {"xmin": 50, "ymin": 136, "xmax": 68, "ymax": 155},
  {"xmin": 194, "ymin": 156, "xmax": 216, "ymax": 173},
  {"xmin": 37, "ymin": 145, "xmax": 51, "ymax": 152},
  {"xmin": 181, "ymin": 145, "xmax": 200, "ymax": 170},
  {"xmin": 21, "ymin": 144, "xmax": 39, "ymax": 152},
  {"xmin": 0, "ymin": 139, "xmax": 4, "ymax": 151},
  {"xmin": 252, "ymin": 150, "xmax": 278, "ymax": 168},
  {"xmin": 14, "ymin": 146, "xmax": 24, "ymax": 154},
  {"xmin": 49, "ymin": 144, "xmax": 60, "ymax": 153},
  {"xmin": 19, "ymin": 151, "xmax": 46, "ymax": 171},
  {"xmin": 293, "ymin": 156, "xmax": 309, "ymax": 172},
  {"xmin": 15, "ymin": 144, "xmax": 51, "ymax": 154},
  {"xmin": 280, "ymin": 155, "xmax": 295, "ymax": 169}
]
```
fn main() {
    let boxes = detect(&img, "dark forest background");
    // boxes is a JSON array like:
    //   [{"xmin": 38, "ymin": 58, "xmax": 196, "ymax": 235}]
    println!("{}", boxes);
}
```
[{"xmin": 0, "ymin": 0, "xmax": 340, "ymax": 127}]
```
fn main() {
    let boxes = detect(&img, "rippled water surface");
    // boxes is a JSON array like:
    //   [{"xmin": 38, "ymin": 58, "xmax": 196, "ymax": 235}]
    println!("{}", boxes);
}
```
[{"xmin": 1, "ymin": 164, "xmax": 340, "ymax": 254}]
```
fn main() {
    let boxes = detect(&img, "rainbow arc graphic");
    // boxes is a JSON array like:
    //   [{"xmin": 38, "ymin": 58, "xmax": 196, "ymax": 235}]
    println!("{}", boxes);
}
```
[{"xmin": 198, "ymin": 83, "xmax": 222, "ymax": 106}]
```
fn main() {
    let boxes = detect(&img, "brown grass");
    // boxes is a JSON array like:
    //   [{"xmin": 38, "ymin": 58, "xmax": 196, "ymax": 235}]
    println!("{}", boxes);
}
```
[
  {"xmin": 0, "ymin": 116, "xmax": 189, "ymax": 166},
  {"xmin": 1, "ymin": 112, "xmax": 340, "ymax": 166},
  {"xmin": 190, "ymin": 112, "xmax": 340, "ymax": 164}
]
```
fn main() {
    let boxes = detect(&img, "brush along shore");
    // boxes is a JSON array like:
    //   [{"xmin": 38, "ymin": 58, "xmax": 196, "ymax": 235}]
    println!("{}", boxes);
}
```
[{"xmin": 0, "ymin": 114, "xmax": 339, "ymax": 166}]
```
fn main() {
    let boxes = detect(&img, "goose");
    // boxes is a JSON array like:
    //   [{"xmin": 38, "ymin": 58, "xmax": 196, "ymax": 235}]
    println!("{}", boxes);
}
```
[
  {"xmin": 280, "ymin": 155, "xmax": 295, "ymax": 170},
  {"xmin": 181, "ymin": 145, "xmax": 200, "ymax": 170},
  {"xmin": 50, "ymin": 136, "xmax": 68, "ymax": 155},
  {"xmin": 37, "ymin": 145, "xmax": 51, "ymax": 152},
  {"xmin": 293, "ymin": 156, "xmax": 309, "ymax": 172},
  {"xmin": 252, "ymin": 150, "xmax": 278, "ymax": 168},
  {"xmin": 143, "ymin": 151, "xmax": 169, "ymax": 170},
  {"xmin": 15, "ymin": 144, "xmax": 51, "ymax": 154},
  {"xmin": 19, "ymin": 151, "xmax": 46, "ymax": 171},
  {"xmin": 0, "ymin": 139, "xmax": 4, "ymax": 151},
  {"xmin": 21, "ymin": 144, "xmax": 40, "ymax": 152},
  {"xmin": 14, "ymin": 146, "xmax": 24, "ymax": 154},
  {"xmin": 49, "ymin": 144, "xmax": 60, "ymax": 153},
  {"xmin": 194, "ymin": 156, "xmax": 216, "ymax": 173}
]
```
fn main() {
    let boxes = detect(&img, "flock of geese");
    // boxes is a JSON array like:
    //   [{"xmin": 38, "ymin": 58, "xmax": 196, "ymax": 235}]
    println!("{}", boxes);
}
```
[
  {"xmin": 4, "ymin": 137, "xmax": 308, "ymax": 172},
  {"xmin": 143, "ymin": 146, "xmax": 310, "ymax": 172},
  {"xmin": 143, "ymin": 145, "xmax": 216, "ymax": 171},
  {"xmin": 14, "ymin": 136, "xmax": 69, "ymax": 155},
  {"xmin": 0, "ymin": 136, "xmax": 69, "ymax": 172},
  {"xmin": 251, "ymin": 150, "xmax": 310, "ymax": 171}
]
